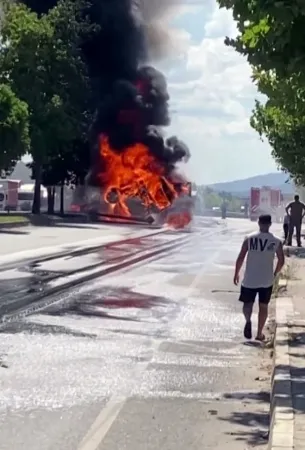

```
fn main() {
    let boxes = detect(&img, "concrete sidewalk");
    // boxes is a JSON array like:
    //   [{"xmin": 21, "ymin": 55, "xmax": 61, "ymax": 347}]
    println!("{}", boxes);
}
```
[{"xmin": 270, "ymin": 255, "xmax": 305, "ymax": 450}]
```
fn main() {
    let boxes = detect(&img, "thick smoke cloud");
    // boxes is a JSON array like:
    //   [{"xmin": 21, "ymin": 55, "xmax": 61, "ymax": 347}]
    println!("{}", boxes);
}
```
[
  {"xmin": 86, "ymin": 0, "xmax": 191, "ymax": 186},
  {"xmin": 21, "ymin": 0, "xmax": 191, "ymax": 187}
]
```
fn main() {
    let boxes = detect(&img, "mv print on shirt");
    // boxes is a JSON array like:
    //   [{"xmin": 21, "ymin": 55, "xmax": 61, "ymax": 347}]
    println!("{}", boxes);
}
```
[{"xmin": 242, "ymin": 231, "xmax": 281, "ymax": 289}]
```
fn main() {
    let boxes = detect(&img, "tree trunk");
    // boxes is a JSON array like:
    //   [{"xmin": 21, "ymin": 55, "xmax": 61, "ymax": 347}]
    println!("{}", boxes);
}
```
[
  {"xmin": 32, "ymin": 162, "xmax": 41, "ymax": 214},
  {"xmin": 47, "ymin": 186, "xmax": 55, "ymax": 215},
  {"xmin": 60, "ymin": 183, "xmax": 64, "ymax": 215}
]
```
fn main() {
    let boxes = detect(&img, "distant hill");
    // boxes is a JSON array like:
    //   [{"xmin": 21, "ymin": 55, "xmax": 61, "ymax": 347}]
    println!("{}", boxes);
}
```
[{"xmin": 208, "ymin": 172, "xmax": 295, "ymax": 196}]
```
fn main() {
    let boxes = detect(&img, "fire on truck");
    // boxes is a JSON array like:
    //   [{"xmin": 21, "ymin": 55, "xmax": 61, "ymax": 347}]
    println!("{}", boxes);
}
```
[{"xmin": 250, "ymin": 186, "xmax": 282, "ymax": 222}]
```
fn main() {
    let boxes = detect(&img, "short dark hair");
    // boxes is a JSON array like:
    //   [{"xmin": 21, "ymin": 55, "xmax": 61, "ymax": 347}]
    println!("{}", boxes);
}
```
[
  {"xmin": 258, "ymin": 214, "xmax": 272, "ymax": 225},
  {"xmin": 295, "ymin": 194, "xmax": 299, "ymax": 201}
]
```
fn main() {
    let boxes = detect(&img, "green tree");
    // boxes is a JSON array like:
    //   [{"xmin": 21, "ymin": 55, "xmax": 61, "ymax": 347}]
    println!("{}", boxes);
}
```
[
  {"xmin": 202, "ymin": 187, "xmax": 222, "ymax": 209},
  {"xmin": 217, "ymin": 0, "xmax": 305, "ymax": 77},
  {"xmin": 40, "ymin": 137, "xmax": 91, "ymax": 213},
  {"xmin": 251, "ymin": 100, "xmax": 305, "ymax": 185},
  {"xmin": 0, "ymin": 84, "xmax": 30, "ymax": 174},
  {"xmin": 0, "ymin": 1, "xmax": 92, "ymax": 213},
  {"xmin": 249, "ymin": 67, "xmax": 305, "ymax": 183},
  {"xmin": 217, "ymin": 0, "xmax": 305, "ymax": 182},
  {"xmin": 219, "ymin": 190, "xmax": 243, "ymax": 212}
]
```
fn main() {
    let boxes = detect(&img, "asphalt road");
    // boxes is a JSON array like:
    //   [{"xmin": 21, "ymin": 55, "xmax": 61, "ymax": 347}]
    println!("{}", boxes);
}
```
[
  {"xmin": 0, "ymin": 222, "xmax": 159, "ymax": 258},
  {"xmin": 0, "ymin": 218, "xmax": 277, "ymax": 450}
]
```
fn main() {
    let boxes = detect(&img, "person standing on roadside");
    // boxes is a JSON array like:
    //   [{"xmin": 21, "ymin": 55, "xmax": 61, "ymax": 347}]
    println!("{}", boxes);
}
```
[
  {"xmin": 233, "ymin": 214, "xmax": 285, "ymax": 341},
  {"xmin": 283, "ymin": 213, "xmax": 290, "ymax": 244},
  {"xmin": 221, "ymin": 200, "xmax": 227, "ymax": 219},
  {"xmin": 286, "ymin": 195, "xmax": 305, "ymax": 247}
]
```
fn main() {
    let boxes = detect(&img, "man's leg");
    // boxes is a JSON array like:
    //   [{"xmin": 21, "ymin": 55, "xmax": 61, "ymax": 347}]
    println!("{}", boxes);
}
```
[
  {"xmin": 296, "ymin": 221, "xmax": 302, "ymax": 246},
  {"xmin": 287, "ymin": 222, "xmax": 294, "ymax": 246},
  {"xmin": 239, "ymin": 286, "xmax": 256, "ymax": 339},
  {"xmin": 283, "ymin": 224, "xmax": 288, "ymax": 242},
  {"xmin": 256, "ymin": 286, "xmax": 273, "ymax": 340}
]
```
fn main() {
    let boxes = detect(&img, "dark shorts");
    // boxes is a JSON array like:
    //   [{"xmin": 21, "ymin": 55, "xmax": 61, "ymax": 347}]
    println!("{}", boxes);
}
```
[{"xmin": 239, "ymin": 285, "xmax": 273, "ymax": 305}]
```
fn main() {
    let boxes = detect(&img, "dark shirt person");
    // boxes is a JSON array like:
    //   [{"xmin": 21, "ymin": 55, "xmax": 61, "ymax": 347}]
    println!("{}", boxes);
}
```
[
  {"xmin": 221, "ymin": 201, "xmax": 227, "ymax": 219},
  {"xmin": 285, "ymin": 195, "xmax": 305, "ymax": 246}
]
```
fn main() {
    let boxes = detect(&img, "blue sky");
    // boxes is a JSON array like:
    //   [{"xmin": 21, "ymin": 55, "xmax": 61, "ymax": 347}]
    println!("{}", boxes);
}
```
[{"xmin": 161, "ymin": 0, "xmax": 278, "ymax": 184}]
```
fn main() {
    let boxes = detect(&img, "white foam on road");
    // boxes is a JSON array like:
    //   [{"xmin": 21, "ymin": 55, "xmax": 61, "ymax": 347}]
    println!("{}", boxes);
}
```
[{"xmin": 0, "ymin": 219, "xmax": 265, "ymax": 450}]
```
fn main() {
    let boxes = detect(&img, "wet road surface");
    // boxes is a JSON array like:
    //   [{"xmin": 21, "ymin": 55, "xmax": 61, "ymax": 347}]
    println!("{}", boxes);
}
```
[
  {"xmin": 0, "ymin": 218, "xmax": 275, "ymax": 450},
  {"xmin": 0, "ymin": 230, "xmax": 191, "ymax": 319}
]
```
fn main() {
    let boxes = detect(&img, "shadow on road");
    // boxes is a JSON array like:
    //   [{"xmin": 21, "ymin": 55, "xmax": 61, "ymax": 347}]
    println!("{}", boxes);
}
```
[
  {"xmin": 0, "ymin": 229, "xmax": 29, "ymax": 235},
  {"xmin": 0, "ymin": 353, "xmax": 8, "ymax": 369},
  {"xmin": 284, "ymin": 246, "xmax": 305, "ymax": 258},
  {"xmin": 219, "ymin": 390, "xmax": 269, "ymax": 447},
  {"xmin": 1, "ymin": 320, "xmax": 97, "ymax": 339},
  {"xmin": 223, "ymin": 390, "xmax": 269, "ymax": 403}
]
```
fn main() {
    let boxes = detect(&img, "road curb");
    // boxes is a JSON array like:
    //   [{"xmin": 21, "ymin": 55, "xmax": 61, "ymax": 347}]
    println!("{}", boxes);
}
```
[
  {"xmin": 269, "ymin": 292, "xmax": 294, "ymax": 450},
  {"xmin": 0, "ymin": 221, "xmax": 29, "ymax": 229}
]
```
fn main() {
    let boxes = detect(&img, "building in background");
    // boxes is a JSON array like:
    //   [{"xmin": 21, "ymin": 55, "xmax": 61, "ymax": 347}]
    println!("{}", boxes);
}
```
[{"xmin": 0, "ymin": 179, "xmax": 20, "ymax": 211}]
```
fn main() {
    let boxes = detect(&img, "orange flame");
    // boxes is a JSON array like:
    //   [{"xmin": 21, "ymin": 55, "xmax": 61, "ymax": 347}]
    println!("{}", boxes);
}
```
[
  {"xmin": 98, "ymin": 134, "xmax": 177, "ymax": 216},
  {"xmin": 166, "ymin": 211, "xmax": 192, "ymax": 229}
]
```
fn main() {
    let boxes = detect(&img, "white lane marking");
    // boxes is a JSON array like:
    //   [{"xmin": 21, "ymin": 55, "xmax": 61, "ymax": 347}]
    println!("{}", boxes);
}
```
[
  {"xmin": 77, "ymin": 397, "xmax": 125, "ymax": 450},
  {"xmin": 77, "ymin": 227, "xmax": 238, "ymax": 450}
]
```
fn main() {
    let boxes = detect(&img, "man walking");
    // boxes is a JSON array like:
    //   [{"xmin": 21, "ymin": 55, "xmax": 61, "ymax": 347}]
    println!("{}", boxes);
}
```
[
  {"xmin": 286, "ymin": 194, "xmax": 305, "ymax": 246},
  {"xmin": 233, "ymin": 214, "xmax": 285, "ymax": 341}
]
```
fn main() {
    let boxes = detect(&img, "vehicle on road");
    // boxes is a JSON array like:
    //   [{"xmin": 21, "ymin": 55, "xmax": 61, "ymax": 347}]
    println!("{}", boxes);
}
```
[
  {"xmin": 250, "ymin": 186, "xmax": 282, "ymax": 222},
  {"xmin": 0, "ymin": 179, "xmax": 19, "ymax": 211},
  {"xmin": 17, "ymin": 183, "xmax": 47, "ymax": 211}
]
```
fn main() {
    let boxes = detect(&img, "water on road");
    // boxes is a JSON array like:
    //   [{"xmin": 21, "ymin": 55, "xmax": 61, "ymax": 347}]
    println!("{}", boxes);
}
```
[{"xmin": 0, "ymin": 218, "xmax": 276, "ymax": 450}]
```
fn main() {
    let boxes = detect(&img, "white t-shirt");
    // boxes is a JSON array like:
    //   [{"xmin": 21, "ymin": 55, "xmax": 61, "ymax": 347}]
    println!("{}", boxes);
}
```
[{"xmin": 242, "ymin": 231, "xmax": 281, "ymax": 288}]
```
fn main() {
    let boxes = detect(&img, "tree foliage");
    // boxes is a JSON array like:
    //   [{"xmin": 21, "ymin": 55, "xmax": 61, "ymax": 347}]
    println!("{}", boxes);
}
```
[
  {"xmin": 217, "ymin": 0, "xmax": 305, "ymax": 77},
  {"xmin": 0, "ymin": 1, "xmax": 93, "ymax": 211},
  {"xmin": 199, "ymin": 186, "xmax": 243, "ymax": 212},
  {"xmin": 217, "ymin": 0, "xmax": 305, "ymax": 184},
  {"xmin": 41, "ymin": 137, "xmax": 91, "ymax": 187},
  {"xmin": 251, "ymin": 98, "xmax": 305, "ymax": 185},
  {"xmin": 0, "ymin": 83, "xmax": 30, "ymax": 174}
]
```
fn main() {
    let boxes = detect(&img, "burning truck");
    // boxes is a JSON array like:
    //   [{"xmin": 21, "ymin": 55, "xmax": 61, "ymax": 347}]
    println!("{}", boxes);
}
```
[
  {"xmin": 86, "ymin": 67, "xmax": 192, "ymax": 227},
  {"xmin": 29, "ymin": 0, "xmax": 193, "ymax": 226},
  {"xmin": 84, "ymin": 0, "xmax": 193, "ymax": 228}
]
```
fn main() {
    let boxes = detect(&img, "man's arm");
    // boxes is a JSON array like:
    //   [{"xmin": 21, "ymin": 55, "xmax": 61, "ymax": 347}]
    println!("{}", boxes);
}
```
[
  {"xmin": 234, "ymin": 239, "xmax": 248, "ymax": 285},
  {"xmin": 285, "ymin": 202, "xmax": 292, "ymax": 215},
  {"xmin": 274, "ymin": 241, "xmax": 285, "ymax": 276},
  {"xmin": 302, "ymin": 202, "xmax": 305, "ymax": 219}
]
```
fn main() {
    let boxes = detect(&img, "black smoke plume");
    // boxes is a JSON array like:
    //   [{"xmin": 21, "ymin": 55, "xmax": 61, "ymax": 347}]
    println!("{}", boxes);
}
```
[
  {"xmin": 21, "ymin": 0, "xmax": 191, "ymax": 189},
  {"xmin": 85, "ymin": 0, "xmax": 191, "ymax": 187}
]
